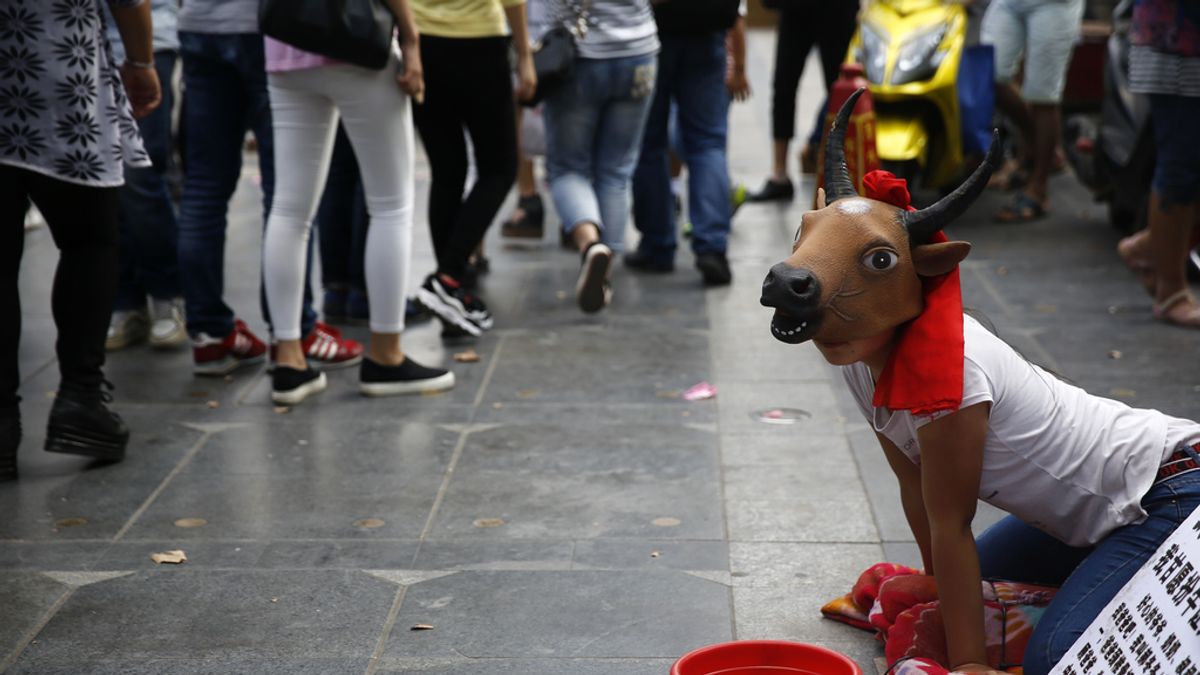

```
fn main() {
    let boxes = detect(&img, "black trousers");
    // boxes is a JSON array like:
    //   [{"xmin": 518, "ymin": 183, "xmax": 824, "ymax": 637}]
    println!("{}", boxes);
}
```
[
  {"xmin": 771, "ymin": 0, "xmax": 859, "ymax": 141},
  {"xmin": 412, "ymin": 35, "xmax": 517, "ymax": 280},
  {"xmin": 1, "ymin": 166, "xmax": 119, "ymax": 408}
]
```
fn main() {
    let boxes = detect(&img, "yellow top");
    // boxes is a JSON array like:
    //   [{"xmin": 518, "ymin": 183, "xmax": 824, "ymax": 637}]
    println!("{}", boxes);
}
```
[{"xmin": 412, "ymin": 0, "xmax": 524, "ymax": 39}]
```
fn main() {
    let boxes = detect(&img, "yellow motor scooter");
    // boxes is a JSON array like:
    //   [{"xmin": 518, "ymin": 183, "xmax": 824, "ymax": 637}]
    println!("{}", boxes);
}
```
[{"xmin": 847, "ymin": 0, "xmax": 969, "ymax": 190}]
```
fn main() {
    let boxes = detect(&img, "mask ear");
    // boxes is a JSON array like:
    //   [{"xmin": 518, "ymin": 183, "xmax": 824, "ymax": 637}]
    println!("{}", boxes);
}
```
[
  {"xmin": 912, "ymin": 241, "xmax": 971, "ymax": 277},
  {"xmin": 816, "ymin": 187, "xmax": 827, "ymax": 210}
]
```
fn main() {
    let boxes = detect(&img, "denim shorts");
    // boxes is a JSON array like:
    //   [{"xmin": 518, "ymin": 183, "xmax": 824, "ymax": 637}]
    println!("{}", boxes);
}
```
[
  {"xmin": 981, "ymin": 0, "xmax": 1085, "ymax": 103},
  {"xmin": 1150, "ymin": 94, "xmax": 1200, "ymax": 208}
]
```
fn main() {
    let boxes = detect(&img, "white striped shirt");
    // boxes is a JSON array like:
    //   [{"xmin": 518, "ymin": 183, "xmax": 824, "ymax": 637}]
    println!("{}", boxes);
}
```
[
  {"xmin": 1130, "ymin": 45, "xmax": 1200, "ymax": 98},
  {"xmin": 550, "ymin": 0, "xmax": 659, "ymax": 59}
]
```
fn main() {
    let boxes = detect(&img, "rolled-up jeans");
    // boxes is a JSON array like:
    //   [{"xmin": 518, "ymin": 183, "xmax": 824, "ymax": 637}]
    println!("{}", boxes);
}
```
[
  {"xmin": 543, "ymin": 53, "xmax": 657, "ymax": 253},
  {"xmin": 976, "ymin": 444, "xmax": 1200, "ymax": 674}
]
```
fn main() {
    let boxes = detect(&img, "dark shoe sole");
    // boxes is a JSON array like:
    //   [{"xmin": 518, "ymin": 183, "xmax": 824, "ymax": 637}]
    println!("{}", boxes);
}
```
[
  {"xmin": 577, "ymin": 244, "xmax": 613, "ymax": 314},
  {"xmin": 44, "ymin": 426, "xmax": 127, "ymax": 462}
]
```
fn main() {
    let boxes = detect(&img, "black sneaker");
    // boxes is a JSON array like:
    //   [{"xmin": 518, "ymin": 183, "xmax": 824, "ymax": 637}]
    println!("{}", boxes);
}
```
[
  {"xmin": 696, "ymin": 251, "xmax": 732, "ymax": 286},
  {"xmin": 624, "ymin": 249, "xmax": 675, "ymax": 273},
  {"xmin": 415, "ymin": 274, "xmax": 491, "ymax": 336},
  {"xmin": 1, "ymin": 405, "xmax": 19, "ymax": 482},
  {"xmin": 577, "ymin": 242, "xmax": 613, "ymax": 313},
  {"xmin": 44, "ymin": 381, "xmax": 129, "ymax": 462},
  {"xmin": 747, "ymin": 177, "xmax": 794, "ymax": 202},
  {"xmin": 271, "ymin": 366, "xmax": 327, "ymax": 405},
  {"xmin": 359, "ymin": 357, "xmax": 456, "ymax": 397}
]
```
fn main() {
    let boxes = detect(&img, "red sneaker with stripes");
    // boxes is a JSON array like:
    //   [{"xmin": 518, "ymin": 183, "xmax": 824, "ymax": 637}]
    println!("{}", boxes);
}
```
[
  {"xmin": 192, "ymin": 319, "xmax": 268, "ymax": 376},
  {"xmin": 269, "ymin": 321, "xmax": 364, "ymax": 370}
]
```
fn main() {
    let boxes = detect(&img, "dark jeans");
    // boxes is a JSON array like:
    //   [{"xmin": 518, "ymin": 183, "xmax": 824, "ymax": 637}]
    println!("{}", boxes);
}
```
[
  {"xmin": 772, "ymin": 1, "xmax": 858, "ymax": 141},
  {"xmin": 633, "ymin": 31, "xmax": 731, "ymax": 261},
  {"xmin": 412, "ymin": 35, "xmax": 517, "ymax": 280},
  {"xmin": 977, "ymin": 451, "xmax": 1200, "ymax": 675},
  {"xmin": 116, "ymin": 50, "xmax": 182, "ymax": 311},
  {"xmin": 316, "ymin": 124, "xmax": 368, "ymax": 294},
  {"xmin": 176, "ymin": 31, "xmax": 316, "ymax": 338},
  {"xmin": 2, "ymin": 167, "xmax": 120, "ymax": 407}
]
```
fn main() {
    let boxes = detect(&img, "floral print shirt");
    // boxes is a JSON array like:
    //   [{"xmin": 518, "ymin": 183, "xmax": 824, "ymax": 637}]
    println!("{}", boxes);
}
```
[{"xmin": 0, "ymin": 0, "xmax": 150, "ymax": 187}]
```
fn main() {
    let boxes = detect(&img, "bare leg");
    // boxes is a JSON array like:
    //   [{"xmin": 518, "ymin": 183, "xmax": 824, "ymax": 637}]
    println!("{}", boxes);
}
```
[
  {"xmin": 771, "ymin": 138, "xmax": 790, "ymax": 182},
  {"xmin": 1024, "ymin": 103, "xmax": 1060, "ymax": 207},
  {"xmin": 275, "ymin": 340, "xmax": 307, "ymax": 370},
  {"xmin": 1148, "ymin": 193, "xmax": 1200, "ymax": 325},
  {"xmin": 572, "ymin": 221, "xmax": 600, "ymax": 252},
  {"xmin": 368, "ymin": 332, "xmax": 405, "ymax": 366}
]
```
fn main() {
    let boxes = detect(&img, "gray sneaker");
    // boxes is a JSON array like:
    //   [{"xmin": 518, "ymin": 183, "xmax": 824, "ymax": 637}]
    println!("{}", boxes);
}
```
[
  {"xmin": 105, "ymin": 309, "xmax": 149, "ymax": 351},
  {"xmin": 149, "ymin": 298, "xmax": 187, "ymax": 349}
]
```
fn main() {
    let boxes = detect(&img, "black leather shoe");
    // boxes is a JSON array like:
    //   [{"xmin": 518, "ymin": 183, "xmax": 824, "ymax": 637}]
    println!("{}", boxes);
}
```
[
  {"xmin": 696, "ymin": 251, "xmax": 732, "ymax": 286},
  {"xmin": 1, "ymin": 406, "xmax": 19, "ymax": 481},
  {"xmin": 624, "ymin": 249, "xmax": 675, "ymax": 273},
  {"xmin": 44, "ymin": 382, "xmax": 128, "ymax": 462},
  {"xmin": 747, "ymin": 177, "xmax": 794, "ymax": 202}
]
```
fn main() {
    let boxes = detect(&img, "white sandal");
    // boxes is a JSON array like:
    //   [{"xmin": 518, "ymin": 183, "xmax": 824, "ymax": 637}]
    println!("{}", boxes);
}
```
[{"xmin": 1153, "ymin": 289, "xmax": 1200, "ymax": 328}]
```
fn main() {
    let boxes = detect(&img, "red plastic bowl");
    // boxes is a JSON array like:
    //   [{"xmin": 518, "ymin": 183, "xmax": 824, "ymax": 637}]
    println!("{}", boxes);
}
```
[{"xmin": 671, "ymin": 640, "xmax": 864, "ymax": 675}]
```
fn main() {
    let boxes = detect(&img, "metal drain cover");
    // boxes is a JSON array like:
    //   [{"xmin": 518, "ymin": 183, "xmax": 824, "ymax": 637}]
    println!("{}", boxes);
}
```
[{"xmin": 751, "ymin": 408, "xmax": 812, "ymax": 425}]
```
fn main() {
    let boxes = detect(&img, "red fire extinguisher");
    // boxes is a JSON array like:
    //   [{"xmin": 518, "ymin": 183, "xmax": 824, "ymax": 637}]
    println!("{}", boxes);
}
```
[{"xmin": 814, "ymin": 64, "xmax": 880, "ymax": 208}]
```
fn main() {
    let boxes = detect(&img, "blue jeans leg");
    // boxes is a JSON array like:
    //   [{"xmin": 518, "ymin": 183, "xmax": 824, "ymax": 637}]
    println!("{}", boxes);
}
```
[
  {"xmin": 631, "ymin": 42, "xmax": 679, "ymax": 264},
  {"xmin": 116, "ymin": 51, "xmax": 182, "ymax": 310},
  {"xmin": 315, "ymin": 124, "xmax": 369, "ymax": 293},
  {"xmin": 978, "ymin": 469, "xmax": 1200, "ymax": 674},
  {"xmin": 674, "ymin": 31, "xmax": 731, "ymax": 256},
  {"xmin": 591, "ymin": 57, "xmax": 656, "ymax": 254}
]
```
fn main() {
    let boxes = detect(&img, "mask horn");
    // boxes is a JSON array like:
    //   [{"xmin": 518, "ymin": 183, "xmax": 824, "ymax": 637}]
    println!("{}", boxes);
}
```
[
  {"xmin": 823, "ymin": 87, "xmax": 866, "ymax": 204},
  {"xmin": 902, "ymin": 130, "xmax": 1003, "ymax": 244}
]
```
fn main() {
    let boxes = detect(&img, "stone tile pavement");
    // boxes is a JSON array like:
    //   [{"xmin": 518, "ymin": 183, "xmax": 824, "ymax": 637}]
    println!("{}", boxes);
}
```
[{"xmin": 3, "ymin": 32, "xmax": 1198, "ymax": 674}]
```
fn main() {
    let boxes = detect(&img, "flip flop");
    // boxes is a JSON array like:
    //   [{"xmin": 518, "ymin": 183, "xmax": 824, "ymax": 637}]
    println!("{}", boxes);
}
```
[
  {"xmin": 1153, "ymin": 289, "xmax": 1200, "ymax": 328},
  {"xmin": 994, "ymin": 193, "xmax": 1047, "ymax": 223}
]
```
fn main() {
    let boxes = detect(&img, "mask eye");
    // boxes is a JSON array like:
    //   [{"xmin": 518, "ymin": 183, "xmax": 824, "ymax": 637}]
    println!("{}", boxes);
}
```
[{"xmin": 863, "ymin": 249, "xmax": 899, "ymax": 271}]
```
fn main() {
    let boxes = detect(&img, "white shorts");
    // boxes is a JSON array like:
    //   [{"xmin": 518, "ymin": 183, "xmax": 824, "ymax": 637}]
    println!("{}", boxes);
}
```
[{"xmin": 981, "ymin": 0, "xmax": 1085, "ymax": 104}]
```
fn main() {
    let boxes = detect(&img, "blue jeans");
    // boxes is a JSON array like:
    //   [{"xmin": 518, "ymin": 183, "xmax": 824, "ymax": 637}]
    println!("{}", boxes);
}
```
[
  {"xmin": 544, "ymin": 53, "xmax": 657, "ymax": 253},
  {"xmin": 632, "ymin": 32, "xmax": 730, "ymax": 261},
  {"xmin": 176, "ymin": 32, "xmax": 315, "ymax": 338},
  {"xmin": 976, "ymin": 446, "xmax": 1200, "ymax": 675},
  {"xmin": 315, "ymin": 124, "xmax": 368, "ymax": 294},
  {"xmin": 116, "ymin": 51, "xmax": 182, "ymax": 311}
]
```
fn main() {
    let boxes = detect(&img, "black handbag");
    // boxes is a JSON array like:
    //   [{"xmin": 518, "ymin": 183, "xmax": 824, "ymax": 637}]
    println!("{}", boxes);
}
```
[
  {"xmin": 524, "ymin": 0, "xmax": 590, "ymax": 107},
  {"xmin": 259, "ymin": 0, "xmax": 395, "ymax": 70}
]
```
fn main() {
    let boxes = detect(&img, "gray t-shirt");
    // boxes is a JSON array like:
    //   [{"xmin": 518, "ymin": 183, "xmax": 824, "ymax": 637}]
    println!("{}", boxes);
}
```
[
  {"xmin": 178, "ymin": 0, "xmax": 259, "ymax": 35},
  {"xmin": 551, "ymin": 0, "xmax": 658, "ymax": 60}
]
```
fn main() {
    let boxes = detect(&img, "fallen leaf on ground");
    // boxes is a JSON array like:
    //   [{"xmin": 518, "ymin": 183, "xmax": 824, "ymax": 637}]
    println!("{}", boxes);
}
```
[
  {"xmin": 411, "ymin": 624, "xmax": 434, "ymax": 631},
  {"xmin": 454, "ymin": 349, "xmax": 481, "ymax": 363},
  {"xmin": 473, "ymin": 518, "xmax": 506, "ymax": 528},
  {"xmin": 650, "ymin": 550, "xmax": 661, "ymax": 558},
  {"xmin": 150, "ymin": 550, "xmax": 187, "ymax": 564},
  {"xmin": 206, "ymin": 400, "xmax": 220, "ymax": 409},
  {"xmin": 1109, "ymin": 350, "xmax": 1122, "ymax": 360},
  {"xmin": 273, "ymin": 406, "xmax": 290, "ymax": 414}
]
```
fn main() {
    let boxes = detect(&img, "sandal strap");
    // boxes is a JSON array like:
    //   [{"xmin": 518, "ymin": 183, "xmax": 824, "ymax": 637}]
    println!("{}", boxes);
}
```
[{"xmin": 1154, "ymin": 288, "xmax": 1193, "ymax": 314}]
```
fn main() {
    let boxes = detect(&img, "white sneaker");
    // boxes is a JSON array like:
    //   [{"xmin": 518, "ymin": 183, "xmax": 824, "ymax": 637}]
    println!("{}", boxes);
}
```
[
  {"xmin": 148, "ymin": 298, "xmax": 187, "ymax": 349},
  {"xmin": 106, "ymin": 309, "xmax": 149, "ymax": 351}
]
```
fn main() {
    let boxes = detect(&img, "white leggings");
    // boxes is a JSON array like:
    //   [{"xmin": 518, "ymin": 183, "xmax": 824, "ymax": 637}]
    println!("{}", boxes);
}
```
[{"xmin": 264, "ymin": 58, "xmax": 415, "ymax": 340}]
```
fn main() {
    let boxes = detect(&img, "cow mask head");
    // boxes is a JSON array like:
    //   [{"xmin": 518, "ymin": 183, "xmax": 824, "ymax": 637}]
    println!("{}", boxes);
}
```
[{"xmin": 760, "ymin": 89, "xmax": 1001, "ymax": 347}]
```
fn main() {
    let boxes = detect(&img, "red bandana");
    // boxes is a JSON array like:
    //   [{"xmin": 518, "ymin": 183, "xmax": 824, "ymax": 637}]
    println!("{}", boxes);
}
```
[{"xmin": 861, "ymin": 171, "xmax": 964, "ymax": 416}]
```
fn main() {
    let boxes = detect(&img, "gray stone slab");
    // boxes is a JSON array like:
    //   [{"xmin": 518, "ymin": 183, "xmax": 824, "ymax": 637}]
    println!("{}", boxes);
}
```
[
  {"xmin": 473, "ymin": 401, "xmax": 717, "ymax": 427},
  {"xmin": 730, "ymin": 542, "xmax": 884, "ymax": 645},
  {"xmin": 426, "ymin": 423, "xmax": 723, "ymax": 540},
  {"xmin": 94, "ymin": 540, "xmax": 267, "ymax": 570},
  {"xmin": 717, "ymin": 381, "xmax": 845, "ymax": 437},
  {"xmin": 720, "ymin": 431, "xmax": 852, "ymax": 467},
  {"xmin": 256, "ymin": 540, "xmax": 420, "ymax": 570},
  {"xmin": 375, "ymin": 657, "xmax": 675, "ymax": 674},
  {"xmin": 0, "ymin": 571, "xmax": 67, "ymax": 661},
  {"xmin": 7, "ymin": 658, "xmax": 369, "ymax": 674},
  {"xmin": 726, "ymin": 496, "xmax": 878, "ymax": 543},
  {"xmin": 0, "ymin": 541, "xmax": 109, "ymax": 571},
  {"xmin": 0, "ymin": 414, "xmax": 205, "ymax": 540},
  {"xmin": 121, "ymin": 471, "xmax": 440, "ymax": 540},
  {"xmin": 412, "ymin": 539, "xmax": 573, "ymax": 571},
  {"xmin": 481, "ymin": 326, "xmax": 711, "ymax": 406},
  {"xmin": 382, "ymin": 570, "xmax": 732, "ymax": 659},
  {"xmin": 882, "ymin": 542, "xmax": 923, "ymax": 569},
  {"xmin": 11, "ymin": 570, "xmax": 395, "ymax": 668},
  {"xmin": 571, "ymin": 539, "xmax": 728, "ymax": 571}
]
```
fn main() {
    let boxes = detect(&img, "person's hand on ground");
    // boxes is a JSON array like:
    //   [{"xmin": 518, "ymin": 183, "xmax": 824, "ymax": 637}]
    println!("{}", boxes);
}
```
[{"xmin": 121, "ymin": 63, "xmax": 161, "ymax": 119}]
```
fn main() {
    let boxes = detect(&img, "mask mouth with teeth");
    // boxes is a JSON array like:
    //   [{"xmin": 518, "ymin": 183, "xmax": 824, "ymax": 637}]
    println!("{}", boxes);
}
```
[{"xmin": 760, "ymin": 89, "xmax": 1001, "ymax": 349}]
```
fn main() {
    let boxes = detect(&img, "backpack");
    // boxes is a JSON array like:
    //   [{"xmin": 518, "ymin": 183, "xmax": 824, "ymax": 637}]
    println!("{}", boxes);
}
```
[{"xmin": 652, "ymin": 0, "xmax": 741, "ymax": 35}]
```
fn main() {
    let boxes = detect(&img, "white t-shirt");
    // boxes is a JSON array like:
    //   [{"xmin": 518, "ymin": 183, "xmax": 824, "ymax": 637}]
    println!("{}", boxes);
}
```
[{"xmin": 843, "ymin": 314, "xmax": 1200, "ymax": 547}]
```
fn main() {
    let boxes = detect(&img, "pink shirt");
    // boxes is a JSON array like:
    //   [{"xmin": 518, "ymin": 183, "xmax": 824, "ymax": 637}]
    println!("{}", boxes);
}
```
[{"xmin": 264, "ymin": 37, "xmax": 338, "ymax": 73}]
